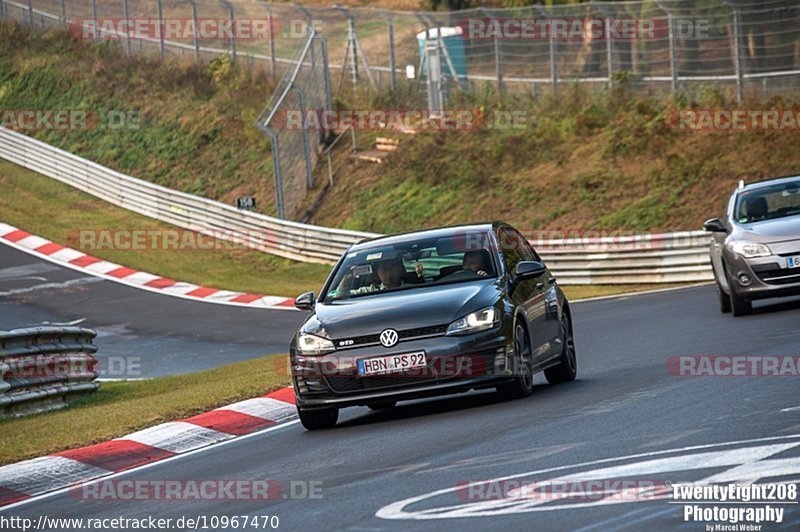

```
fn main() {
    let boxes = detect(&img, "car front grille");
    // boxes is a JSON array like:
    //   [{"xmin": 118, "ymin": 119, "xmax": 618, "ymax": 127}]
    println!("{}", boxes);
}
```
[
  {"xmin": 754, "ymin": 267, "xmax": 800, "ymax": 285},
  {"xmin": 334, "ymin": 324, "xmax": 448, "ymax": 349},
  {"xmin": 323, "ymin": 351, "xmax": 500, "ymax": 394},
  {"xmin": 326, "ymin": 373, "xmax": 438, "ymax": 393}
]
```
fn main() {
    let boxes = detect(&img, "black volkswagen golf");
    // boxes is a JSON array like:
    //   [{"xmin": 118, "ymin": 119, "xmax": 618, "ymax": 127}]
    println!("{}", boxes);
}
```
[{"xmin": 290, "ymin": 222, "xmax": 577, "ymax": 430}]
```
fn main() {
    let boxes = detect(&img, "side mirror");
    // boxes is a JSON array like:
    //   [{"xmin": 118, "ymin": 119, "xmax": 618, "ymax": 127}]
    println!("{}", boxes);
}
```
[
  {"xmin": 703, "ymin": 218, "xmax": 727, "ymax": 233},
  {"xmin": 514, "ymin": 261, "xmax": 546, "ymax": 281},
  {"xmin": 295, "ymin": 291, "xmax": 316, "ymax": 311}
]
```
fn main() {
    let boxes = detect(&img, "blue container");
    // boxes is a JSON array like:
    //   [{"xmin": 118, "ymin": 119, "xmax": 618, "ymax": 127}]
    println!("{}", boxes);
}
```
[{"xmin": 416, "ymin": 27, "xmax": 467, "ymax": 79}]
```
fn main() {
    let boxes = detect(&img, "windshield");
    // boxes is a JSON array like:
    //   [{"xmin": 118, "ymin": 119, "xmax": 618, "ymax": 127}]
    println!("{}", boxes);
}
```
[
  {"xmin": 735, "ymin": 180, "xmax": 800, "ymax": 223},
  {"xmin": 321, "ymin": 233, "xmax": 498, "ymax": 302}
]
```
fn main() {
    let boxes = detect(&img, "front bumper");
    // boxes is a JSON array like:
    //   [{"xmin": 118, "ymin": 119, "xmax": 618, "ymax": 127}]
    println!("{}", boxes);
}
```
[
  {"xmin": 291, "ymin": 329, "xmax": 511, "ymax": 409},
  {"xmin": 725, "ymin": 241, "xmax": 800, "ymax": 300}
]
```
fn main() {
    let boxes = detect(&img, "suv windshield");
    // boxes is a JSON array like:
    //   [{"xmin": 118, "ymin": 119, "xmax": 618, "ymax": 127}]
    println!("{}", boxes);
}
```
[
  {"xmin": 735, "ymin": 180, "xmax": 800, "ymax": 223},
  {"xmin": 322, "ymin": 233, "xmax": 498, "ymax": 302}
]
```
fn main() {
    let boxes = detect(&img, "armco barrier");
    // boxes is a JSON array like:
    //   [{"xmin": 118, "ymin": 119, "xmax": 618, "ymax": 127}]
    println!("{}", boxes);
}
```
[
  {"xmin": 0, "ymin": 127, "xmax": 713, "ymax": 283},
  {"xmin": 0, "ymin": 326, "xmax": 100, "ymax": 417}
]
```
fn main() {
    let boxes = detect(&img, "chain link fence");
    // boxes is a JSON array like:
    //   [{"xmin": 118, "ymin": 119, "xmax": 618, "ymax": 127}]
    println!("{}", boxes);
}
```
[{"xmin": 2, "ymin": 0, "xmax": 800, "ymax": 219}]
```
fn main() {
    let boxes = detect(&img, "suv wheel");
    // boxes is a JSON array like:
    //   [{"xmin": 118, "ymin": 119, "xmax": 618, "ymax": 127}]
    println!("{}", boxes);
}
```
[
  {"xmin": 544, "ymin": 310, "xmax": 578, "ymax": 384},
  {"xmin": 726, "ymin": 270, "xmax": 752, "ymax": 317},
  {"xmin": 716, "ymin": 278, "xmax": 731, "ymax": 313},
  {"xmin": 497, "ymin": 322, "xmax": 534, "ymax": 400}
]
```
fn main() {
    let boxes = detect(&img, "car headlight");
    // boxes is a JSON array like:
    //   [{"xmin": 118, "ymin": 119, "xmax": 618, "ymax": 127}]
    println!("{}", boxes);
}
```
[
  {"xmin": 296, "ymin": 333, "xmax": 335, "ymax": 355},
  {"xmin": 446, "ymin": 307, "xmax": 499, "ymax": 336},
  {"xmin": 728, "ymin": 241, "xmax": 772, "ymax": 258}
]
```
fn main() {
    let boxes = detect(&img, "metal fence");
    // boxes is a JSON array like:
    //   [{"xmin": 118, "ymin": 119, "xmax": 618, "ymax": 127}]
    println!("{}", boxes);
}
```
[
  {"xmin": 0, "ymin": 126, "xmax": 713, "ymax": 284},
  {"xmin": 256, "ymin": 30, "xmax": 332, "ymax": 220},
  {"xmin": 0, "ymin": 327, "xmax": 99, "ymax": 417}
]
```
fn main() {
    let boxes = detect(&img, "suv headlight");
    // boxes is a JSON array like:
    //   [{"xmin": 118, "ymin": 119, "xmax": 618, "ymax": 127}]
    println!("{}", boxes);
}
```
[
  {"xmin": 446, "ymin": 307, "xmax": 499, "ymax": 336},
  {"xmin": 296, "ymin": 333, "xmax": 335, "ymax": 355},
  {"xmin": 728, "ymin": 241, "xmax": 772, "ymax": 258}
]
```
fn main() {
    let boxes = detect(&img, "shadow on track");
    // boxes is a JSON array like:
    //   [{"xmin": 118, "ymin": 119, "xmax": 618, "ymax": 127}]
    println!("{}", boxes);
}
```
[{"xmin": 334, "ymin": 379, "xmax": 595, "ymax": 429}]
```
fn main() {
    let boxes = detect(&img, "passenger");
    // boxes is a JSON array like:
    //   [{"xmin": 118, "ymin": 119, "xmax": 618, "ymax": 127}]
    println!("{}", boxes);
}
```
[{"xmin": 462, "ymin": 250, "xmax": 489, "ymax": 277}]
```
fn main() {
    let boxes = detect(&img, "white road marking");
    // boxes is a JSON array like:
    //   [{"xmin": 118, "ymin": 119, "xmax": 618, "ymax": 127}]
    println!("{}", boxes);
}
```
[
  {"xmin": 0, "ymin": 277, "xmax": 103, "ymax": 297},
  {"xmin": 376, "ymin": 433, "xmax": 800, "ymax": 520}
]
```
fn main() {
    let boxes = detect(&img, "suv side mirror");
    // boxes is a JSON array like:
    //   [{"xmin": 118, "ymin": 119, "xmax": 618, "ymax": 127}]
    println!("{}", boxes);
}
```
[
  {"xmin": 703, "ymin": 218, "xmax": 726, "ymax": 232},
  {"xmin": 295, "ymin": 291, "xmax": 316, "ymax": 311},
  {"xmin": 514, "ymin": 261, "xmax": 546, "ymax": 281}
]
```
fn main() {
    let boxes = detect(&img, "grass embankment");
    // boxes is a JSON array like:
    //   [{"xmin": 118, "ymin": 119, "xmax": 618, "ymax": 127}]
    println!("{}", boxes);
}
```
[
  {"xmin": 0, "ymin": 22, "xmax": 281, "ymax": 214},
  {"xmin": 314, "ymin": 86, "xmax": 800, "ymax": 234},
  {"xmin": 0, "ymin": 354, "xmax": 289, "ymax": 466},
  {"xmin": 0, "ymin": 161, "xmax": 332, "ymax": 297}
]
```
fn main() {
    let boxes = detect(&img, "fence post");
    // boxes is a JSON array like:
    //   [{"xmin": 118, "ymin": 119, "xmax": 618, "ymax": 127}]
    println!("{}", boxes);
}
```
[
  {"xmin": 537, "ymin": 7, "xmax": 557, "ymax": 94},
  {"xmin": 376, "ymin": 10, "xmax": 397, "ymax": 91},
  {"xmin": 27, "ymin": 0, "xmax": 33, "ymax": 28},
  {"xmin": 60, "ymin": 0, "xmax": 66, "ymax": 27},
  {"xmin": 668, "ymin": 12, "xmax": 678, "ymax": 92},
  {"xmin": 731, "ymin": 9, "xmax": 744, "ymax": 104},
  {"xmin": 267, "ymin": 5, "xmax": 276, "ymax": 76},
  {"xmin": 156, "ymin": 0, "xmax": 165, "ymax": 58},
  {"xmin": 267, "ymin": 130, "xmax": 285, "ymax": 219},
  {"xmin": 187, "ymin": 0, "xmax": 200, "ymax": 62},
  {"xmin": 290, "ymin": 83, "xmax": 314, "ymax": 190},
  {"xmin": 220, "ymin": 0, "xmax": 236, "ymax": 64},
  {"xmin": 122, "ymin": 0, "xmax": 131, "ymax": 55},
  {"xmin": 321, "ymin": 35, "xmax": 334, "ymax": 115}
]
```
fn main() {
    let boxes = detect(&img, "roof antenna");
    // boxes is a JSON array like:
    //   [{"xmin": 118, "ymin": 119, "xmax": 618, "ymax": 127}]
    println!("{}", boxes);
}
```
[{"xmin": 738, "ymin": 179, "xmax": 745, "ymax": 190}]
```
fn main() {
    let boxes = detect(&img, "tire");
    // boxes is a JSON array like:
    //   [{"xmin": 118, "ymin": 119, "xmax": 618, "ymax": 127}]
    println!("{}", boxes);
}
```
[
  {"xmin": 368, "ymin": 401, "xmax": 397, "ymax": 411},
  {"xmin": 496, "ymin": 322, "xmax": 534, "ymax": 400},
  {"xmin": 544, "ymin": 310, "xmax": 577, "ymax": 384},
  {"xmin": 725, "ymin": 270, "xmax": 752, "ymax": 317},
  {"xmin": 297, "ymin": 406, "xmax": 339, "ymax": 430},
  {"xmin": 716, "ymin": 278, "xmax": 731, "ymax": 314}
]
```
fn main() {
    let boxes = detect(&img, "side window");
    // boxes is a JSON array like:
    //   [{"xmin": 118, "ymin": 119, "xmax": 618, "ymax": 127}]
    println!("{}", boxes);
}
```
[
  {"xmin": 513, "ymin": 229, "xmax": 537, "ymax": 262},
  {"xmin": 497, "ymin": 228, "xmax": 522, "ymax": 276}
]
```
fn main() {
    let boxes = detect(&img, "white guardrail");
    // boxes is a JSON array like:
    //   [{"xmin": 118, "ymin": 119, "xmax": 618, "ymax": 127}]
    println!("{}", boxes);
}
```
[{"xmin": 0, "ymin": 127, "xmax": 713, "ymax": 284}]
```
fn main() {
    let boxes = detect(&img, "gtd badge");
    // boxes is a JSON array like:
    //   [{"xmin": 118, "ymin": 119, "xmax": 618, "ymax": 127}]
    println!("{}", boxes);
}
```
[{"xmin": 379, "ymin": 329, "xmax": 399, "ymax": 348}]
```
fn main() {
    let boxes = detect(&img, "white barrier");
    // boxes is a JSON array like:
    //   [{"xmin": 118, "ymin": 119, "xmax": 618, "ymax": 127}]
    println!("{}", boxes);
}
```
[{"xmin": 0, "ymin": 127, "xmax": 713, "ymax": 283}]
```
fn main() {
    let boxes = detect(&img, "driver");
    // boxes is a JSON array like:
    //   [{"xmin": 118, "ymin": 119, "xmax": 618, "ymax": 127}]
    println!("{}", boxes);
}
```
[
  {"xmin": 376, "ymin": 258, "xmax": 406, "ymax": 289},
  {"xmin": 462, "ymin": 250, "xmax": 489, "ymax": 277}
]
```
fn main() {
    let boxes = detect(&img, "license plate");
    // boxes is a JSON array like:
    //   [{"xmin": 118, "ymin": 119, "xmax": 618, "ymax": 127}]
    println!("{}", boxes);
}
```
[
  {"xmin": 357, "ymin": 351, "xmax": 426, "ymax": 377},
  {"xmin": 788, "ymin": 256, "xmax": 800, "ymax": 268}
]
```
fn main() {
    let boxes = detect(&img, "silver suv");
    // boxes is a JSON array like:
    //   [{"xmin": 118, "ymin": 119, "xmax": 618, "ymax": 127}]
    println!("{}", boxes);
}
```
[{"xmin": 704, "ymin": 175, "xmax": 800, "ymax": 316}]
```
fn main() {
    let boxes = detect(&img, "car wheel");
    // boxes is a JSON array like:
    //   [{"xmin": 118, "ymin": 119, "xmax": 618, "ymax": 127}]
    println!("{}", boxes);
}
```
[
  {"xmin": 716, "ymin": 278, "xmax": 732, "ymax": 313},
  {"xmin": 725, "ymin": 270, "xmax": 752, "ymax": 317},
  {"xmin": 297, "ymin": 406, "xmax": 339, "ymax": 430},
  {"xmin": 496, "ymin": 322, "xmax": 534, "ymax": 400},
  {"xmin": 368, "ymin": 401, "xmax": 397, "ymax": 411},
  {"xmin": 545, "ymin": 310, "xmax": 577, "ymax": 384}
]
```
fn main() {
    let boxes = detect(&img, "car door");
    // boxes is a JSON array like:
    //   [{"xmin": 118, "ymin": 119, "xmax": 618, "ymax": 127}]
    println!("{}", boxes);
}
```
[
  {"xmin": 710, "ymin": 194, "xmax": 735, "ymax": 290},
  {"xmin": 497, "ymin": 227, "xmax": 550, "ymax": 364},
  {"xmin": 514, "ymin": 229, "xmax": 561, "ymax": 360}
]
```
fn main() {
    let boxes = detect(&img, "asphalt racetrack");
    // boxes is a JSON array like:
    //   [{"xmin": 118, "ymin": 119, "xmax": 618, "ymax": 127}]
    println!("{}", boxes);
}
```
[{"xmin": 2, "ymin": 239, "xmax": 799, "ymax": 530}]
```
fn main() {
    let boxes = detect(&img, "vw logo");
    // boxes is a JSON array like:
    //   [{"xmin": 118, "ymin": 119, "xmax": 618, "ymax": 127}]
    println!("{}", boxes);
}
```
[{"xmin": 379, "ymin": 328, "xmax": 399, "ymax": 348}]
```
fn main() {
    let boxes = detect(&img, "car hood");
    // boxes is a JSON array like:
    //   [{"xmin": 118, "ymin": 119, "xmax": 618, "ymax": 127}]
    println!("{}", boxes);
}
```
[
  {"xmin": 303, "ymin": 280, "xmax": 502, "ymax": 340},
  {"xmin": 734, "ymin": 216, "xmax": 800, "ymax": 244}
]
